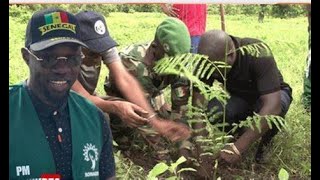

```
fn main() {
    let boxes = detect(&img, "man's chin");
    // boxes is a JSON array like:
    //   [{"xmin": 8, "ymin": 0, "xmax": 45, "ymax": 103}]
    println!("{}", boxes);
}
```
[{"xmin": 48, "ymin": 90, "xmax": 69, "ymax": 104}]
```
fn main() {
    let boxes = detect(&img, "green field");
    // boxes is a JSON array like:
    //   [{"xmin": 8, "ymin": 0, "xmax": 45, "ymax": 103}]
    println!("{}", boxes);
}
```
[{"xmin": 9, "ymin": 10, "xmax": 311, "ymax": 179}]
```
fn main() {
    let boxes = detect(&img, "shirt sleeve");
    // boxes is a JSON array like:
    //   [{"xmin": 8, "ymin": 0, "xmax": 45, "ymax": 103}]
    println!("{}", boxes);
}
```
[
  {"xmin": 101, "ymin": 47, "xmax": 121, "ymax": 65},
  {"xmin": 251, "ymin": 56, "xmax": 281, "ymax": 95},
  {"xmin": 120, "ymin": 53, "xmax": 160, "ymax": 98},
  {"xmin": 170, "ymin": 76, "xmax": 190, "ymax": 119},
  {"xmin": 98, "ymin": 109, "xmax": 116, "ymax": 179}
]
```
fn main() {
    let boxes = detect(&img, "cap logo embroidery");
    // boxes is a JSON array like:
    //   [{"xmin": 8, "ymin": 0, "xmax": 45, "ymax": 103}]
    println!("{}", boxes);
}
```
[
  {"xmin": 94, "ymin": 20, "xmax": 106, "ymax": 35},
  {"xmin": 38, "ymin": 12, "xmax": 76, "ymax": 35},
  {"xmin": 163, "ymin": 43, "xmax": 170, "ymax": 53}
]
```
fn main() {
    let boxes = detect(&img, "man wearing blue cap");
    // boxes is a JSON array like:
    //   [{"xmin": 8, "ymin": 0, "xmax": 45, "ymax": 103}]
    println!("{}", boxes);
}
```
[
  {"xmin": 72, "ymin": 10, "xmax": 191, "ymax": 146},
  {"xmin": 9, "ymin": 8, "xmax": 116, "ymax": 179}
]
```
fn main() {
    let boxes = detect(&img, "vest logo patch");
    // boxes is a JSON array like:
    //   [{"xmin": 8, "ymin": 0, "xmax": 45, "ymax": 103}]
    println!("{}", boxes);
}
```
[
  {"xmin": 16, "ymin": 165, "xmax": 30, "ymax": 176},
  {"xmin": 83, "ymin": 143, "xmax": 99, "ymax": 177}
]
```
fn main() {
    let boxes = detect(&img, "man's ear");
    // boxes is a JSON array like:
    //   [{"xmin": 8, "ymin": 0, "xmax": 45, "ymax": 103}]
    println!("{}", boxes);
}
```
[
  {"xmin": 21, "ymin": 47, "xmax": 30, "ymax": 65},
  {"xmin": 227, "ymin": 51, "xmax": 236, "ymax": 65}
]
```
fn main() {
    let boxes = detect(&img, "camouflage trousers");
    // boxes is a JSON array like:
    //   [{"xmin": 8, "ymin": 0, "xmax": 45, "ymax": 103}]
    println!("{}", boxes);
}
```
[{"xmin": 302, "ymin": 50, "xmax": 311, "ymax": 111}]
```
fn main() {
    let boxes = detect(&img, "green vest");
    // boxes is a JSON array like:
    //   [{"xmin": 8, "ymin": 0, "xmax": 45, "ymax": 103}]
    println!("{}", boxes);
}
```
[{"xmin": 9, "ymin": 84, "xmax": 104, "ymax": 179}]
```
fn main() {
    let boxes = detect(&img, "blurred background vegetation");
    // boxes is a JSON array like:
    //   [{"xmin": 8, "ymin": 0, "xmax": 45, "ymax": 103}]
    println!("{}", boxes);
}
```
[{"xmin": 9, "ymin": 4, "xmax": 306, "ymax": 23}]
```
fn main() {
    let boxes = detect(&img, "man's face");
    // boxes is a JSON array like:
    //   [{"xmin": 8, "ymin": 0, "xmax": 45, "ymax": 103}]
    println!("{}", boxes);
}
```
[
  {"xmin": 209, "ymin": 53, "xmax": 235, "ymax": 82},
  {"xmin": 25, "ymin": 43, "xmax": 82, "ymax": 104},
  {"xmin": 207, "ymin": 44, "xmax": 236, "ymax": 83},
  {"xmin": 147, "ymin": 40, "xmax": 166, "ymax": 66}
]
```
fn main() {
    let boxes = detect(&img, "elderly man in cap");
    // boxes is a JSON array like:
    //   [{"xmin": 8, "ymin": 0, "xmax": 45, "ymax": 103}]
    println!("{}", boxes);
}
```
[
  {"xmin": 104, "ymin": 17, "xmax": 193, "ymax": 165},
  {"xmin": 72, "ymin": 11, "xmax": 191, "ymax": 149},
  {"xmin": 10, "ymin": 8, "xmax": 116, "ymax": 179}
]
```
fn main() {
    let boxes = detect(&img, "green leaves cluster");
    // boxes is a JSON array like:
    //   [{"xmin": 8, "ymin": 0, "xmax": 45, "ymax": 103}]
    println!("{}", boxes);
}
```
[
  {"xmin": 147, "ymin": 156, "xmax": 196, "ymax": 180},
  {"xmin": 151, "ymin": 43, "xmax": 290, "ymax": 178},
  {"xmin": 154, "ymin": 53, "xmax": 230, "ymax": 104}
]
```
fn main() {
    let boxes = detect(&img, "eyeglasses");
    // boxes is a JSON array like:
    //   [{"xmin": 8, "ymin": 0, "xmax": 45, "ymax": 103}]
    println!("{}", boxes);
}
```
[{"xmin": 25, "ymin": 48, "xmax": 85, "ymax": 68}]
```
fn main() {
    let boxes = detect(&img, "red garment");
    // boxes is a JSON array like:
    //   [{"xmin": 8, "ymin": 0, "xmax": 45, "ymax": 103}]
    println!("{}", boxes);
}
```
[{"xmin": 173, "ymin": 4, "xmax": 207, "ymax": 36}]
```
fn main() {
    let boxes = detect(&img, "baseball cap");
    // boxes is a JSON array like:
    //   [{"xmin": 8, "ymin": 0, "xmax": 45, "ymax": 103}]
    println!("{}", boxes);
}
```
[
  {"xmin": 25, "ymin": 7, "xmax": 88, "ymax": 51},
  {"xmin": 155, "ymin": 17, "xmax": 191, "ymax": 56},
  {"xmin": 75, "ymin": 11, "xmax": 118, "ymax": 53}
]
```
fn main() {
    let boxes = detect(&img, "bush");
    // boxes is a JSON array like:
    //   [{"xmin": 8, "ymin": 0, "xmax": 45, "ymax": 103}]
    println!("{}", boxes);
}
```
[
  {"xmin": 9, "ymin": 4, "xmax": 117, "ymax": 19},
  {"xmin": 9, "ymin": 5, "xmax": 32, "ymax": 23},
  {"xmin": 241, "ymin": 5, "xmax": 261, "ymax": 15},
  {"xmin": 271, "ymin": 4, "xmax": 305, "ymax": 18},
  {"xmin": 116, "ymin": 4, "xmax": 162, "ymax": 13},
  {"xmin": 224, "ymin": 5, "xmax": 242, "ymax": 15},
  {"xmin": 9, "ymin": 4, "xmax": 307, "ymax": 19}
]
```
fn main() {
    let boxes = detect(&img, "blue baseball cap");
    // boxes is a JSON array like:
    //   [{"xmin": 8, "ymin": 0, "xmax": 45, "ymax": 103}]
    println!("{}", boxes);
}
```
[
  {"xmin": 25, "ymin": 7, "xmax": 88, "ymax": 51},
  {"xmin": 75, "ymin": 11, "xmax": 118, "ymax": 53}
]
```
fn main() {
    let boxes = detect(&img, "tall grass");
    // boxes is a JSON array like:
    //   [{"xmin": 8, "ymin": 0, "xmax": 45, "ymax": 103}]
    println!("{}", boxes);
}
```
[{"xmin": 9, "ymin": 9, "xmax": 310, "ymax": 179}]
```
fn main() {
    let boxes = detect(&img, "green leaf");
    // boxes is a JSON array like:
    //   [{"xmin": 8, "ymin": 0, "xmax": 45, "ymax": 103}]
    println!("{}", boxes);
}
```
[
  {"xmin": 166, "ymin": 176, "xmax": 177, "ymax": 180},
  {"xmin": 147, "ymin": 162, "xmax": 169, "ymax": 178},
  {"xmin": 278, "ymin": 168, "xmax": 289, "ymax": 180},
  {"xmin": 177, "ymin": 167, "xmax": 197, "ymax": 173},
  {"xmin": 169, "ymin": 156, "xmax": 187, "ymax": 173}
]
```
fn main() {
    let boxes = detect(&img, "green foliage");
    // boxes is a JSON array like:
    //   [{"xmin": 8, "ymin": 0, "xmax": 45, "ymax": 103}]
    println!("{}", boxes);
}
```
[
  {"xmin": 271, "ymin": 4, "xmax": 305, "ymax": 18},
  {"xmin": 147, "ymin": 156, "xmax": 196, "ymax": 179},
  {"xmin": 224, "ymin": 4, "xmax": 242, "ymax": 15},
  {"xmin": 237, "ymin": 42, "xmax": 271, "ymax": 58},
  {"xmin": 147, "ymin": 162, "xmax": 169, "ymax": 179},
  {"xmin": 278, "ymin": 168, "xmax": 290, "ymax": 180},
  {"xmin": 154, "ymin": 53, "xmax": 230, "ymax": 103},
  {"xmin": 207, "ymin": 4, "xmax": 306, "ymax": 18},
  {"xmin": 231, "ymin": 113, "xmax": 288, "ymax": 134},
  {"xmin": 9, "ymin": 4, "xmax": 306, "ymax": 20},
  {"xmin": 9, "ymin": 4, "xmax": 116, "ymax": 19},
  {"xmin": 241, "ymin": 5, "xmax": 261, "ymax": 15},
  {"xmin": 9, "ymin": 5, "xmax": 33, "ymax": 23},
  {"xmin": 114, "ymin": 151, "xmax": 146, "ymax": 180},
  {"xmin": 154, "ymin": 43, "xmax": 289, "ymax": 164}
]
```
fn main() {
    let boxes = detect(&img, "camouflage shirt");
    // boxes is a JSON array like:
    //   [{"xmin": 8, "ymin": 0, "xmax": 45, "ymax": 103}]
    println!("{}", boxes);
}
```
[{"xmin": 104, "ymin": 42, "xmax": 190, "ymax": 120}]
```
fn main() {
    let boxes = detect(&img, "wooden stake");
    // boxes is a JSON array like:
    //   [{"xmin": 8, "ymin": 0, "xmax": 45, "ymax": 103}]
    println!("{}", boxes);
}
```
[{"xmin": 220, "ymin": 4, "xmax": 226, "ymax": 31}]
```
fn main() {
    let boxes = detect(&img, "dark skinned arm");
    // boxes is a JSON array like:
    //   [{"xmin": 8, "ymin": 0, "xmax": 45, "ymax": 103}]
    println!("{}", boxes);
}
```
[
  {"xmin": 234, "ymin": 91, "xmax": 281, "ymax": 153},
  {"xmin": 220, "ymin": 90, "xmax": 281, "ymax": 163}
]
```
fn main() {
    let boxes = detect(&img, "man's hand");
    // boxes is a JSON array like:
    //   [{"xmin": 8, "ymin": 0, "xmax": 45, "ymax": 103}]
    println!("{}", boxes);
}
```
[
  {"xmin": 219, "ymin": 143, "xmax": 242, "ymax": 164},
  {"xmin": 160, "ymin": 4, "xmax": 179, "ymax": 17},
  {"xmin": 112, "ymin": 101, "xmax": 149, "ymax": 127},
  {"xmin": 149, "ymin": 118, "xmax": 191, "ymax": 142}
]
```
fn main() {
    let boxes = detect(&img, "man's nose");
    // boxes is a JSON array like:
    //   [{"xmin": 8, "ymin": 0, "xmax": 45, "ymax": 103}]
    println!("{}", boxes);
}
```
[{"xmin": 51, "ymin": 58, "xmax": 72, "ymax": 74}]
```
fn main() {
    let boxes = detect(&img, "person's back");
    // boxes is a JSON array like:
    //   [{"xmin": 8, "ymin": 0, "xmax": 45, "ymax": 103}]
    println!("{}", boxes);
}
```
[
  {"xmin": 172, "ymin": 4, "xmax": 207, "ymax": 37},
  {"xmin": 161, "ymin": 4, "xmax": 207, "ymax": 53},
  {"xmin": 224, "ymin": 36, "xmax": 292, "ymax": 103}
]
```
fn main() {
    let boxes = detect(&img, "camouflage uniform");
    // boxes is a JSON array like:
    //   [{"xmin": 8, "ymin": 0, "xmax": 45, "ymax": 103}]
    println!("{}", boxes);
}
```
[
  {"xmin": 105, "ymin": 42, "xmax": 190, "ymax": 119},
  {"xmin": 104, "ymin": 42, "xmax": 191, "ymax": 163},
  {"xmin": 302, "ymin": 5, "xmax": 311, "ymax": 111}
]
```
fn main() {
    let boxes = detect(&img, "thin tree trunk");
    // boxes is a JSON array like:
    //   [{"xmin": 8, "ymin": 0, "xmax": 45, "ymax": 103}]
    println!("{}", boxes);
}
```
[{"xmin": 220, "ymin": 4, "xmax": 225, "ymax": 31}]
